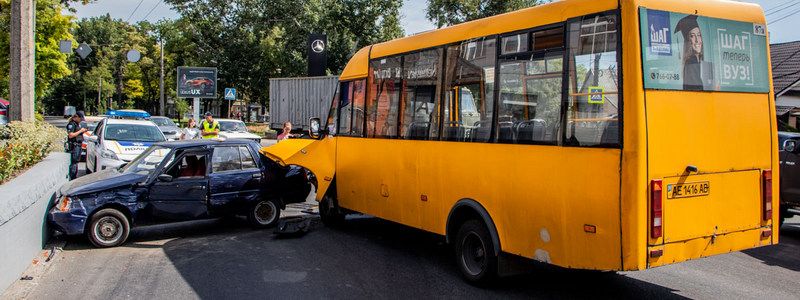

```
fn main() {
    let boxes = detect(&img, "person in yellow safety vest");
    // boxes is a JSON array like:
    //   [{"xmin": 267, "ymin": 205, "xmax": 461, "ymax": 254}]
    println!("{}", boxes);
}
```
[{"xmin": 200, "ymin": 112, "xmax": 220, "ymax": 139}]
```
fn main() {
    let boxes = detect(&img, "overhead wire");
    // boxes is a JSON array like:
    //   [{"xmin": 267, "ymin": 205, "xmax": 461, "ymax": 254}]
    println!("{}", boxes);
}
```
[
  {"xmin": 125, "ymin": 0, "xmax": 146, "ymax": 22},
  {"xmin": 140, "ymin": 0, "xmax": 163, "ymax": 22},
  {"xmin": 769, "ymin": 6, "xmax": 800, "ymax": 24},
  {"xmin": 765, "ymin": 0, "xmax": 798, "ymax": 14},
  {"xmin": 766, "ymin": 0, "xmax": 800, "ymax": 17}
]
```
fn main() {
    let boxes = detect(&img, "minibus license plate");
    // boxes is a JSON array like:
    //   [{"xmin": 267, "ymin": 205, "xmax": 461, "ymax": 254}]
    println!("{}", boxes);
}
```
[{"xmin": 667, "ymin": 181, "xmax": 710, "ymax": 199}]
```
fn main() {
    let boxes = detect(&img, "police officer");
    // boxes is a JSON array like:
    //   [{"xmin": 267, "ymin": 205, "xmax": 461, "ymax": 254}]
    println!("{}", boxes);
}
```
[
  {"xmin": 66, "ymin": 112, "xmax": 87, "ymax": 180},
  {"xmin": 200, "ymin": 112, "xmax": 220, "ymax": 139}
]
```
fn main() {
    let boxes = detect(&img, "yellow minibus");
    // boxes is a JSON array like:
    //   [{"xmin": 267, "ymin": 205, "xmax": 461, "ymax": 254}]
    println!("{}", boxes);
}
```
[{"xmin": 262, "ymin": 0, "xmax": 778, "ymax": 283}]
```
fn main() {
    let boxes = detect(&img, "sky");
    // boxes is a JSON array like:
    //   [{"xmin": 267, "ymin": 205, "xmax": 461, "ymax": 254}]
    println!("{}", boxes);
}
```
[{"xmin": 69, "ymin": 0, "xmax": 800, "ymax": 43}]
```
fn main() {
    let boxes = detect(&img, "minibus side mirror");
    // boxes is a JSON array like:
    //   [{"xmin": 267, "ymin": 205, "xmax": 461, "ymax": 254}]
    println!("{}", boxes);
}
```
[
  {"xmin": 309, "ymin": 117, "xmax": 322, "ymax": 139},
  {"xmin": 784, "ymin": 140, "xmax": 798, "ymax": 153}
]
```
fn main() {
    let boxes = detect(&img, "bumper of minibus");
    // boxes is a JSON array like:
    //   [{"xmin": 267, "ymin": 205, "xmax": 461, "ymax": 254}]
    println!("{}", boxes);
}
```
[{"xmin": 646, "ymin": 226, "xmax": 775, "ymax": 268}]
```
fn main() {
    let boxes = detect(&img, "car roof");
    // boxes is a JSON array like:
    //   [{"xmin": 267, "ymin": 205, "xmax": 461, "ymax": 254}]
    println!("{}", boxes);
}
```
[
  {"xmin": 154, "ymin": 139, "xmax": 258, "ymax": 148},
  {"xmin": 779, "ymin": 131, "xmax": 800, "ymax": 138},
  {"xmin": 215, "ymin": 119, "xmax": 244, "ymax": 122},
  {"xmin": 104, "ymin": 119, "xmax": 158, "ymax": 126},
  {"xmin": 150, "ymin": 116, "xmax": 169, "ymax": 119}
]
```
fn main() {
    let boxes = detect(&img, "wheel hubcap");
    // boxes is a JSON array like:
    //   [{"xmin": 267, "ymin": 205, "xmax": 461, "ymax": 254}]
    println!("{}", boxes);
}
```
[
  {"xmin": 461, "ymin": 232, "xmax": 487, "ymax": 276},
  {"xmin": 255, "ymin": 201, "xmax": 277, "ymax": 224},
  {"xmin": 94, "ymin": 216, "xmax": 122, "ymax": 243}
]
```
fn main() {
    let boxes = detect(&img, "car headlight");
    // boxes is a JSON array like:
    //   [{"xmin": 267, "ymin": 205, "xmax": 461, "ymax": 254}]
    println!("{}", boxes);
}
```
[
  {"xmin": 57, "ymin": 196, "xmax": 71, "ymax": 212},
  {"xmin": 101, "ymin": 149, "xmax": 119, "ymax": 160}
]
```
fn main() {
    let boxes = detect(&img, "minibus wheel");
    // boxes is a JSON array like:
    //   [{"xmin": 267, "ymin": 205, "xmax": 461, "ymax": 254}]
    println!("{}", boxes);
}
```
[
  {"xmin": 455, "ymin": 220, "xmax": 498, "ymax": 284},
  {"xmin": 87, "ymin": 208, "xmax": 130, "ymax": 248}
]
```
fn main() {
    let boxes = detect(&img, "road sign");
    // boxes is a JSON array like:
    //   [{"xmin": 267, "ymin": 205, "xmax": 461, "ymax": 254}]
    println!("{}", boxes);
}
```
[
  {"xmin": 76, "ymin": 42, "xmax": 92, "ymax": 59},
  {"xmin": 177, "ymin": 67, "xmax": 218, "ymax": 98},
  {"xmin": 59, "ymin": 40, "xmax": 72, "ymax": 54},
  {"xmin": 225, "ymin": 88, "xmax": 236, "ymax": 100},
  {"xmin": 588, "ymin": 86, "xmax": 604, "ymax": 104}
]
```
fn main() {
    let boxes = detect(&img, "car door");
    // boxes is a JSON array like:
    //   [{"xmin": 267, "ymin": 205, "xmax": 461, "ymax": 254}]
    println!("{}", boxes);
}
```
[
  {"xmin": 208, "ymin": 145, "xmax": 261, "ymax": 214},
  {"xmin": 148, "ymin": 149, "xmax": 210, "ymax": 220},
  {"xmin": 87, "ymin": 119, "xmax": 104, "ymax": 171},
  {"xmin": 781, "ymin": 137, "xmax": 800, "ymax": 204}
]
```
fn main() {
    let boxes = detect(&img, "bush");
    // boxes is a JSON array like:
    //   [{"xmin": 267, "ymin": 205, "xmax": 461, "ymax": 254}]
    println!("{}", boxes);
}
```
[{"xmin": 0, "ymin": 121, "xmax": 65, "ymax": 184}]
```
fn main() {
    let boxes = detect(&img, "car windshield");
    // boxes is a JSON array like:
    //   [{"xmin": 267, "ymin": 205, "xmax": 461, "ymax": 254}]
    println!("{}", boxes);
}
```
[
  {"xmin": 121, "ymin": 146, "xmax": 172, "ymax": 175},
  {"xmin": 104, "ymin": 124, "xmax": 165, "ymax": 142},
  {"xmin": 219, "ymin": 121, "xmax": 247, "ymax": 132},
  {"xmin": 150, "ymin": 117, "xmax": 176, "ymax": 127}
]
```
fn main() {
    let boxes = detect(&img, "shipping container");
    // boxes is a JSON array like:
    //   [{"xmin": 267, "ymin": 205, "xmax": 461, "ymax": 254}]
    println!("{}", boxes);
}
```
[{"xmin": 269, "ymin": 76, "xmax": 338, "ymax": 131}]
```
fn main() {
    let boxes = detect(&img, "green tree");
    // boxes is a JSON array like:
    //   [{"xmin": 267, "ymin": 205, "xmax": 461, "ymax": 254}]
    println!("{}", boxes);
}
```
[{"xmin": 425, "ymin": 0, "xmax": 548, "ymax": 28}]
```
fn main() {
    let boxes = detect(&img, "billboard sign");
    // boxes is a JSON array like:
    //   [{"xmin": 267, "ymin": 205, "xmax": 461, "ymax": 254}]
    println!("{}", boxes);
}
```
[
  {"xmin": 639, "ymin": 8, "xmax": 769, "ymax": 93},
  {"xmin": 177, "ymin": 67, "xmax": 218, "ymax": 98}
]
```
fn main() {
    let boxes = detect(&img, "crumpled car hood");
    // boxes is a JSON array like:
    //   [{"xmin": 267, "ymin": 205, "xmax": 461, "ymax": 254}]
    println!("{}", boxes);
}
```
[{"xmin": 60, "ymin": 168, "xmax": 147, "ymax": 196}]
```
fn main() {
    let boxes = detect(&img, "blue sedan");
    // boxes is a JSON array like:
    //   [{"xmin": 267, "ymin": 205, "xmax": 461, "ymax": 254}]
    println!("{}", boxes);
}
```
[{"xmin": 49, "ymin": 139, "xmax": 310, "ymax": 247}]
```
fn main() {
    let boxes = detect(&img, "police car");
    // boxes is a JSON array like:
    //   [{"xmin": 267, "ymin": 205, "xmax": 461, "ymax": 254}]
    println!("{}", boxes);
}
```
[{"xmin": 85, "ymin": 118, "xmax": 166, "ymax": 173}]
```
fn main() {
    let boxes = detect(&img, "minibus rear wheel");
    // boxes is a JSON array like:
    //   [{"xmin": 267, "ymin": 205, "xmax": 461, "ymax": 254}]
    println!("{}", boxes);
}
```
[{"xmin": 455, "ymin": 219, "xmax": 498, "ymax": 285}]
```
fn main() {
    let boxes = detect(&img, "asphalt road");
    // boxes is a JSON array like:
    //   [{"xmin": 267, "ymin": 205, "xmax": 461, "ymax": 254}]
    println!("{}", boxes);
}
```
[{"xmin": 7, "ymin": 207, "xmax": 800, "ymax": 299}]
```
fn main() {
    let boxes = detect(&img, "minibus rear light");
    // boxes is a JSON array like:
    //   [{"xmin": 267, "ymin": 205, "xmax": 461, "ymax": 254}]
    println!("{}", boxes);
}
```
[
  {"xmin": 762, "ymin": 170, "xmax": 772, "ymax": 221},
  {"xmin": 650, "ymin": 179, "xmax": 663, "ymax": 239}
]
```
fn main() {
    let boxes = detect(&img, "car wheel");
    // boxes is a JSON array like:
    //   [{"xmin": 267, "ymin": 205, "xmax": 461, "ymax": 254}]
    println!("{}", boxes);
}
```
[
  {"xmin": 248, "ymin": 199, "xmax": 280, "ymax": 228},
  {"xmin": 319, "ymin": 194, "xmax": 345, "ymax": 227},
  {"xmin": 87, "ymin": 208, "xmax": 130, "ymax": 248},
  {"xmin": 455, "ymin": 220, "xmax": 499, "ymax": 285}
]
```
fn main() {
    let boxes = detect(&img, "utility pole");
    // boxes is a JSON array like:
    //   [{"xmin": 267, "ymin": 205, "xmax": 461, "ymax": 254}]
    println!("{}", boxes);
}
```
[
  {"xmin": 159, "ymin": 35, "xmax": 165, "ymax": 116},
  {"xmin": 97, "ymin": 78, "xmax": 102, "ymax": 112},
  {"xmin": 9, "ymin": 0, "xmax": 35, "ymax": 121}
]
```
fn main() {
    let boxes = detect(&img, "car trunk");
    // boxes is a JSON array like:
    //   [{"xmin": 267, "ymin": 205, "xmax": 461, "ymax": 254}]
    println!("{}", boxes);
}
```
[{"xmin": 646, "ymin": 90, "xmax": 773, "ymax": 245}]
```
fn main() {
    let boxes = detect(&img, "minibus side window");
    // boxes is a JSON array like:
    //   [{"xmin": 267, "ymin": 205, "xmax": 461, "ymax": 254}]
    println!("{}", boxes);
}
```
[
  {"xmin": 442, "ymin": 38, "xmax": 497, "ymax": 142},
  {"xmin": 352, "ymin": 80, "xmax": 366, "ymax": 136},
  {"xmin": 368, "ymin": 56, "xmax": 403, "ymax": 138},
  {"xmin": 565, "ymin": 13, "xmax": 620, "ymax": 147},
  {"xmin": 497, "ymin": 27, "xmax": 564, "ymax": 145},
  {"xmin": 400, "ymin": 49, "xmax": 443, "ymax": 140},
  {"xmin": 325, "ymin": 83, "xmax": 339, "ymax": 135},
  {"xmin": 337, "ymin": 81, "xmax": 353, "ymax": 135}
]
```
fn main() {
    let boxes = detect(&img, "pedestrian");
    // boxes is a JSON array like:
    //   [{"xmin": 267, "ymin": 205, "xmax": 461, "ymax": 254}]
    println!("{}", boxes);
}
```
[
  {"xmin": 181, "ymin": 118, "xmax": 200, "ymax": 140},
  {"xmin": 66, "ymin": 112, "xmax": 87, "ymax": 180},
  {"xmin": 277, "ymin": 121, "xmax": 298, "ymax": 141},
  {"xmin": 200, "ymin": 112, "xmax": 220, "ymax": 139}
]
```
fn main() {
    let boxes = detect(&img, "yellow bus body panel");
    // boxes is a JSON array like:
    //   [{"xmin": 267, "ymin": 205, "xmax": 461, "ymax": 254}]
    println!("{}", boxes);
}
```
[
  {"xmin": 260, "ymin": 138, "xmax": 337, "ymax": 201},
  {"xmin": 335, "ymin": 137, "xmax": 623, "ymax": 269}
]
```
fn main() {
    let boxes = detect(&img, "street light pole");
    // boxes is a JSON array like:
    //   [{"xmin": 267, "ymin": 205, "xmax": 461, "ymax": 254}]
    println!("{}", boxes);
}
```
[{"xmin": 159, "ymin": 34, "xmax": 165, "ymax": 116}]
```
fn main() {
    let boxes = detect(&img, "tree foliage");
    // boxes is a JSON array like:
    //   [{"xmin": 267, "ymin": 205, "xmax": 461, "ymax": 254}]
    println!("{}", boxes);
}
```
[{"xmin": 425, "ymin": 0, "xmax": 548, "ymax": 28}]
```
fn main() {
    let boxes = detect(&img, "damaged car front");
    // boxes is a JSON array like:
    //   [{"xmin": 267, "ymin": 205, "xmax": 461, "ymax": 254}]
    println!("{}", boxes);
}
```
[{"xmin": 49, "ymin": 146, "xmax": 172, "ymax": 246}]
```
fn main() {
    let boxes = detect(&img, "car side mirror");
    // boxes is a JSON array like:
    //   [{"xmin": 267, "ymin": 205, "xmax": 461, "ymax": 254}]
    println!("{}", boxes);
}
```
[
  {"xmin": 86, "ymin": 135, "xmax": 98, "ymax": 143},
  {"xmin": 309, "ymin": 117, "xmax": 321, "ymax": 139},
  {"xmin": 784, "ymin": 140, "xmax": 798, "ymax": 153},
  {"xmin": 157, "ymin": 174, "xmax": 173, "ymax": 182}
]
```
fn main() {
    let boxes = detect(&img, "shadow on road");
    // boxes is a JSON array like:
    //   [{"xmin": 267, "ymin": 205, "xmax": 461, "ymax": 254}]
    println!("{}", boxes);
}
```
[
  {"xmin": 65, "ymin": 215, "xmax": 688, "ymax": 299},
  {"xmin": 743, "ymin": 221, "xmax": 800, "ymax": 272}
]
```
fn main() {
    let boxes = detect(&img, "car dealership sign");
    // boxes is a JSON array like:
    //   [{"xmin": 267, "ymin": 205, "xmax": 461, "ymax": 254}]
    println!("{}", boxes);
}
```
[{"xmin": 177, "ymin": 67, "xmax": 218, "ymax": 98}]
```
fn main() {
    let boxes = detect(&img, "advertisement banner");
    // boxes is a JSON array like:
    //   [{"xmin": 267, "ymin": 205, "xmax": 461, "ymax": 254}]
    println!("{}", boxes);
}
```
[
  {"xmin": 177, "ymin": 67, "xmax": 218, "ymax": 98},
  {"xmin": 639, "ymin": 8, "xmax": 769, "ymax": 93}
]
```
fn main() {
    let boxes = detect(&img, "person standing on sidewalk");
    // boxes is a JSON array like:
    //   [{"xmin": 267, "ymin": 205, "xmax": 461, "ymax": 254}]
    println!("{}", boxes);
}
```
[
  {"xmin": 181, "ymin": 118, "xmax": 200, "ymax": 140},
  {"xmin": 66, "ymin": 112, "xmax": 87, "ymax": 180},
  {"xmin": 200, "ymin": 112, "xmax": 220, "ymax": 139}
]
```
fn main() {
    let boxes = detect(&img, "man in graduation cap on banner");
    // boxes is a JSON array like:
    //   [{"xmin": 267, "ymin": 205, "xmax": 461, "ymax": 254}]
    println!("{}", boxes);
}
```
[{"xmin": 676, "ymin": 15, "xmax": 715, "ymax": 91}]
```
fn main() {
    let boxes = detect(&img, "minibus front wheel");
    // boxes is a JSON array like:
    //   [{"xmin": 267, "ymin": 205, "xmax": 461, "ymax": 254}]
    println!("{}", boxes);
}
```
[{"xmin": 455, "ymin": 220, "xmax": 499, "ymax": 284}]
